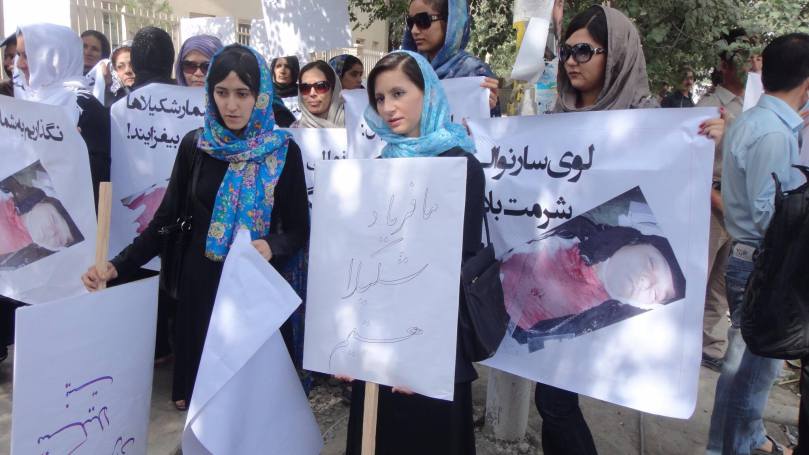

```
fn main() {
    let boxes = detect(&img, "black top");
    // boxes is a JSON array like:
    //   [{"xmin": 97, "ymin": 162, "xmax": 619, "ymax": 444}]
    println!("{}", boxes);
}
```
[
  {"xmin": 441, "ymin": 146, "xmax": 485, "ymax": 383},
  {"xmin": 661, "ymin": 91, "xmax": 694, "ymax": 108},
  {"xmin": 111, "ymin": 127, "xmax": 310, "ymax": 277},
  {"xmin": 76, "ymin": 92, "xmax": 111, "ymax": 206}
]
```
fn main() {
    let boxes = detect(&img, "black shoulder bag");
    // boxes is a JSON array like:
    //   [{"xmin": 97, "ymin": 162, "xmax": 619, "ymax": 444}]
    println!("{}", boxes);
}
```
[
  {"xmin": 157, "ymin": 134, "xmax": 202, "ymax": 300},
  {"xmin": 459, "ymin": 212, "xmax": 508, "ymax": 362}
]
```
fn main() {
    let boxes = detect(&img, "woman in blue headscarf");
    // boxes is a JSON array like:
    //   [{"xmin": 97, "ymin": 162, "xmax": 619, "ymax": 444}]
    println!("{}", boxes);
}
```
[
  {"xmin": 82, "ymin": 44, "xmax": 310, "ymax": 410},
  {"xmin": 404, "ymin": 0, "xmax": 500, "ymax": 115},
  {"xmin": 341, "ymin": 50, "xmax": 484, "ymax": 455}
]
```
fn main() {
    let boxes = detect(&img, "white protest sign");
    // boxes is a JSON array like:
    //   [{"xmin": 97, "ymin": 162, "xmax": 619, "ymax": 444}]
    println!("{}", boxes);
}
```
[
  {"xmin": 4, "ymin": 0, "xmax": 71, "ymax": 34},
  {"xmin": 511, "ymin": 17, "xmax": 550, "ymax": 83},
  {"xmin": 11, "ymin": 277, "xmax": 159, "ymax": 455},
  {"xmin": 250, "ymin": 19, "xmax": 272, "ymax": 58},
  {"xmin": 743, "ymin": 71, "xmax": 764, "ymax": 112},
  {"xmin": 283, "ymin": 96, "xmax": 303, "ymax": 121},
  {"xmin": 180, "ymin": 17, "xmax": 237, "ymax": 45},
  {"xmin": 0, "ymin": 96, "xmax": 96, "ymax": 304},
  {"xmin": 468, "ymin": 108, "xmax": 715, "ymax": 418},
  {"xmin": 513, "ymin": 0, "xmax": 554, "ymax": 22},
  {"xmin": 283, "ymin": 127, "xmax": 348, "ymax": 200},
  {"xmin": 109, "ymin": 84, "xmax": 205, "ymax": 269},
  {"xmin": 304, "ymin": 158, "xmax": 467, "ymax": 400},
  {"xmin": 261, "ymin": 0, "xmax": 352, "ymax": 58},
  {"xmin": 183, "ymin": 230, "xmax": 321, "ymax": 455},
  {"xmin": 343, "ymin": 77, "xmax": 489, "ymax": 159}
]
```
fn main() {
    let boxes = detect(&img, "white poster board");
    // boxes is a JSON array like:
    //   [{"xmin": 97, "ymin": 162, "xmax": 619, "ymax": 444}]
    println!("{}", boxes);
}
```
[
  {"xmin": 11, "ymin": 277, "xmax": 159, "ymax": 455},
  {"xmin": 109, "ymin": 84, "xmax": 205, "ymax": 269},
  {"xmin": 261, "ymin": 0, "xmax": 352, "ymax": 58},
  {"xmin": 249, "ymin": 19, "xmax": 272, "ymax": 59},
  {"xmin": 183, "ymin": 230, "xmax": 321, "ymax": 455},
  {"xmin": 468, "ymin": 108, "xmax": 715, "ymax": 418},
  {"xmin": 304, "ymin": 158, "xmax": 467, "ymax": 400},
  {"xmin": 743, "ymin": 72, "xmax": 764, "ymax": 112},
  {"xmin": 343, "ymin": 77, "xmax": 489, "ymax": 159},
  {"xmin": 283, "ymin": 127, "xmax": 348, "ymax": 201},
  {"xmin": 511, "ymin": 17, "xmax": 550, "ymax": 83},
  {"xmin": 4, "ymin": 0, "xmax": 71, "ymax": 35},
  {"xmin": 0, "ymin": 96, "xmax": 96, "ymax": 304},
  {"xmin": 180, "ymin": 17, "xmax": 237, "ymax": 45},
  {"xmin": 513, "ymin": 0, "xmax": 554, "ymax": 22}
]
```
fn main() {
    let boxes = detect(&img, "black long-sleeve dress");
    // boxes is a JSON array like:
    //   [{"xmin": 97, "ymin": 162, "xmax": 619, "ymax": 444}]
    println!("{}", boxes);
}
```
[
  {"xmin": 345, "ymin": 147, "xmax": 486, "ymax": 455},
  {"xmin": 110, "ymin": 128, "xmax": 310, "ymax": 402}
]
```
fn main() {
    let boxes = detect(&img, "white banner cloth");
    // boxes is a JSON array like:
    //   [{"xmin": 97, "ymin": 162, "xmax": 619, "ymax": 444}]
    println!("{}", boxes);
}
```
[
  {"xmin": 304, "ymin": 158, "xmax": 467, "ymax": 400},
  {"xmin": 109, "ymin": 84, "xmax": 205, "ymax": 269},
  {"xmin": 183, "ymin": 230, "xmax": 321, "ymax": 455},
  {"xmin": 0, "ymin": 96, "xmax": 96, "ymax": 303},
  {"xmin": 11, "ymin": 277, "xmax": 159, "ymax": 455},
  {"xmin": 343, "ymin": 77, "xmax": 489, "ymax": 159},
  {"xmin": 468, "ymin": 108, "xmax": 715, "ymax": 418},
  {"xmin": 180, "ymin": 17, "xmax": 237, "ymax": 45},
  {"xmin": 261, "ymin": 0, "xmax": 352, "ymax": 57}
]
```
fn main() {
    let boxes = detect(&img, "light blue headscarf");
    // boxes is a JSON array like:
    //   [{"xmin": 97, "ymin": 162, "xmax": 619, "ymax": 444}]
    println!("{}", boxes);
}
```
[
  {"xmin": 401, "ymin": 0, "xmax": 494, "ymax": 80},
  {"xmin": 363, "ymin": 50, "xmax": 474, "ymax": 158}
]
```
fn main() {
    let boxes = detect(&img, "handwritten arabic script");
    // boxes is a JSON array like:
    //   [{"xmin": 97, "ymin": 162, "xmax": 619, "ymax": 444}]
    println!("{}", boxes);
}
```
[{"xmin": 0, "ymin": 109, "xmax": 65, "ymax": 142}]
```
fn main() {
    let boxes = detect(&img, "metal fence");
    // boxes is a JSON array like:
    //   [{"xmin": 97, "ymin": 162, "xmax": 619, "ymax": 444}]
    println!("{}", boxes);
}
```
[
  {"xmin": 309, "ymin": 47, "xmax": 386, "ymax": 71},
  {"xmin": 72, "ymin": 0, "xmax": 180, "ymax": 49}
]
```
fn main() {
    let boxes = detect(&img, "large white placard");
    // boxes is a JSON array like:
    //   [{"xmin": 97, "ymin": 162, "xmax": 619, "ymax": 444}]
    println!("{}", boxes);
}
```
[
  {"xmin": 304, "ymin": 158, "xmax": 467, "ymax": 400},
  {"xmin": 11, "ymin": 277, "xmax": 159, "ymax": 455},
  {"xmin": 0, "ymin": 96, "xmax": 96, "ymax": 304},
  {"xmin": 468, "ymin": 108, "xmax": 715, "ymax": 418},
  {"xmin": 180, "ymin": 17, "xmax": 237, "ymax": 45},
  {"xmin": 743, "ymin": 71, "xmax": 764, "ymax": 112},
  {"xmin": 283, "ymin": 127, "xmax": 348, "ymax": 200},
  {"xmin": 183, "ymin": 230, "xmax": 321, "ymax": 455},
  {"xmin": 109, "ymin": 84, "xmax": 205, "ymax": 268},
  {"xmin": 343, "ymin": 77, "xmax": 489, "ymax": 159},
  {"xmin": 261, "ymin": 0, "xmax": 352, "ymax": 58},
  {"xmin": 511, "ymin": 17, "xmax": 550, "ymax": 83},
  {"xmin": 4, "ymin": 0, "xmax": 71, "ymax": 35}
]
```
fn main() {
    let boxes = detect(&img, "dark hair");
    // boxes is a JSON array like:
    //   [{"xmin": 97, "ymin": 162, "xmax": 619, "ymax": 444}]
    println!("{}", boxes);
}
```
[
  {"xmin": 131, "ymin": 27, "xmax": 175, "ymax": 85},
  {"xmin": 207, "ymin": 44, "xmax": 261, "ymax": 106},
  {"xmin": 80, "ymin": 30, "xmax": 111, "ymax": 59},
  {"xmin": 270, "ymin": 56, "xmax": 300, "ymax": 85},
  {"xmin": 111, "ymin": 46, "xmax": 131, "ymax": 67},
  {"xmin": 563, "ymin": 5, "xmax": 608, "ymax": 48},
  {"xmin": 339, "ymin": 55, "xmax": 363, "ymax": 78},
  {"xmin": 762, "ymin": 33, "xmax": 809, "ymax": 93},
  {"xmin": 366, "ymin": 52, "xmax": 425, "ymax": 110},
  {"xmin": 299, "ymin": 60, "xmax": 336, "ymax": 89},
  {"xmin": 718, "ymin": 28, "xmax": 749, "ymax": 63},
  {"xmin": 415, "ymin": 0, "xmax": 449, "ymax": 19}
]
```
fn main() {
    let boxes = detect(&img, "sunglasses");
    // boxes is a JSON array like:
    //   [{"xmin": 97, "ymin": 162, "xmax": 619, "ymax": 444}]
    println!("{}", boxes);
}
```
[
  {"xmin": 559, "ymin": 43, "xmax": 606, "ymax": 64},
  {"xmin": 181, "ymin": 60, "xmax": 210, "ymax": 75},
  {"xmin": 300, "ymin": 81, "xmax": 331, "ymax": 94},
  {"xmin": 406, "ymin": 12, "xmax": 445, "ymax": 30}
]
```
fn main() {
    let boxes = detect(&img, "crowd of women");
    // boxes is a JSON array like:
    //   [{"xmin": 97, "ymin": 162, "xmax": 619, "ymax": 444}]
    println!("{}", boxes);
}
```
[{"xmin": 3, "ymin": 0, "xmax": 802, "ymax": 453}]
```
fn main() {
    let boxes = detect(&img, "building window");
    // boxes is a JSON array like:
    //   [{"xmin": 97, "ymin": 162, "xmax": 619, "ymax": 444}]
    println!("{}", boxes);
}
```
[{"xmin": 237, "ymin": 22, "xmax": 251, "ymax": 46}]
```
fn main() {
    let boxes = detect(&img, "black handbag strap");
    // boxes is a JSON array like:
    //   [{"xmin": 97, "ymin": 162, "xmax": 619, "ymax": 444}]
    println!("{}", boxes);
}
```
[{"xmin": 159, "ymin": 130, "xmax": 202, "ymax": 236}]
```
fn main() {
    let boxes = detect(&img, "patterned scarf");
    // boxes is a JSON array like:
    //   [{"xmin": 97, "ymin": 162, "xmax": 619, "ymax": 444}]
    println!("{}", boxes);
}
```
[
  {"xmin": 198, "ymin": 45, "xmax": 292, "ymax": 261},
  {"xmin": 363, "ymin": 50, "xmax": 474, "ymax": 158}
]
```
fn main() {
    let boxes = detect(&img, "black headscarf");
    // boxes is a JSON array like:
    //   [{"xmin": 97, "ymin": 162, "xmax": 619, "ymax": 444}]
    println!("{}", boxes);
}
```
[
  {"xmin": 131, "ymin": 27, "xmax": 175, "ymax": 88},
  {"xmin": 270, "ymin": 55, "xmax": 299, "ymax": 98}
]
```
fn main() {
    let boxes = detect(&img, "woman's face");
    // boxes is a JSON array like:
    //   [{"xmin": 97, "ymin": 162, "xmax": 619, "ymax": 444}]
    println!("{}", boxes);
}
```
[
  {"xmin": 599, "ymin": 243, "xmax": 676, "ymax": 309},
  {"xmin": 274, "ymin": 58, "xmax": 293, "ymax": 85},
  {"xmin": 182, "ymin": 50, "xmax": 211, "ymax": 88},
  {"xmin": 300, "ymin": 67, "xmax": 333, "ymax": 117},
  {"xmin": 114, "ymin": 50, "xmax": 135, "ymax": 87},
  {"xmin": 21, "ymin": 201, "xmax": 73, "ymax": 251},
  {"xmin": 213, "ymin": 71, "xmax": 256, "ymax": 133},
  {"xmin": 373, "ymin": 67, "xmax": 424, "ymax": 138},
  {"xmin": 563, "ymin": 28, "xmax": 607, "ymax": 101},
  {"xmin": 341, "ymin": 62, "xmax": 364, "ymax": 90},
  {"xmin": 15, "ymin": 34, "xmax": 29, "ymax": 84},
  {"xmin": 82, "ymin": 35, "xmax": 103, "ymax": 71},
  {"xmin": 408, "ymin": 0, "xmax": 447, "ymax": 59}
]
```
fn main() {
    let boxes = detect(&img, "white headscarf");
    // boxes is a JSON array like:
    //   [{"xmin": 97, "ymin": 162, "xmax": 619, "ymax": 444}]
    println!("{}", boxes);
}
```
[
  {"xmin": 14, "ymin": 23, "xmax": 88, "ymax": 124},
  {"xmin": 294, "ymin": 62, "xmax": 345, "ymax": 128}
]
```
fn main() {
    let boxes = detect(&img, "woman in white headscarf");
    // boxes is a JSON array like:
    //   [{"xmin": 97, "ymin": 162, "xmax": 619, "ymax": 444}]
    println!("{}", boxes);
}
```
[
  {"xmin": 292, "ymin": 60, "xmax": 345, "ymax": 128},
  {"xmin": 14, "ymin": 23, "xmax": 110, "ymax": 204}
]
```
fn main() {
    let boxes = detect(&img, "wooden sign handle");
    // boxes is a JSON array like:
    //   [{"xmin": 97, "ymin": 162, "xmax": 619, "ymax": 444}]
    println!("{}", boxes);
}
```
[
  {"xmin": 94, "ymin": 182, "xmax": 112, "ymax": 290},
  {"xmin": 361, "ymin": 382, "xmax": 379, "ymax": 455}
]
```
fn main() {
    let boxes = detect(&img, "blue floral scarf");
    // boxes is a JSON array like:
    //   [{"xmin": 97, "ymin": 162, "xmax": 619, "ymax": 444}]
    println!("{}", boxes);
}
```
[
  {"xmin": 198, "ymin": 45, "xmax": 292, "ymax": 261},
  {"xmin": 363, "ymin": 50, "xmax": 474, "ymax": 158}
]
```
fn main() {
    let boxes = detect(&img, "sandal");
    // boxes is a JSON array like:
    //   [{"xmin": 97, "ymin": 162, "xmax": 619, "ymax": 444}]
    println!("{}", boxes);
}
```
[
  {"xmin": 174, "ymin": 400, "xmax": 188, "ymax": 411},
  {"xmin": 752, "ymin": 435, "xmax": 786, "ymax": 455}
]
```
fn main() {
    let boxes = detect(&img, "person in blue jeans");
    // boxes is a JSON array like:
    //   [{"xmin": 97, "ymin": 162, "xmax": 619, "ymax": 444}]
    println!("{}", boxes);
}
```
[{"xmin": 706, "ymin": 32, "xmax": 809, "ymax": 455}]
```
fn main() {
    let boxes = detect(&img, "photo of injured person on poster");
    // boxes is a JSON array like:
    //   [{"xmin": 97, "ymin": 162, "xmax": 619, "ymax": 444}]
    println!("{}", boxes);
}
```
[
  {"xmin": 501, "ymin": 186, "xmax": 685, "ymax": 352},
  {"xmin": 120, "ymin": 181, "xmax": 168, "ymax": 235},
  {"xmin": 0, "ymin": 161, "xmax": 84, "ymax": 270}
]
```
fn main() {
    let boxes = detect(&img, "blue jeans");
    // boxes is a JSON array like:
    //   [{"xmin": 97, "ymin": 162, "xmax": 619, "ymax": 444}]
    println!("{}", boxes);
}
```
[{"xmin": 706, "ymin": 254, "xmax": 783, "ymax": 455}]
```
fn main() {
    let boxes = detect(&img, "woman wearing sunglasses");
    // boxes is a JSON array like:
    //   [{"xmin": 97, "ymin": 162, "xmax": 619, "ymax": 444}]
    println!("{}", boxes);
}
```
[
  {"xmin": 404, "ymin": 0, "xmax": 500, "ymax": 116},
  {"xmin": 535, "ymin": 6, "xmax": 725, "ymax": 455},
  {"xmin": 175, "ymin": 34, "xmax": 222, "ymax": 88},
  {"xmin": 81, "ymin": 44, "xmax": 310, "ymax": 411},
  {"xmin": 293, "ymin": 60, "xmax": 345, "ymax": 128}
]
